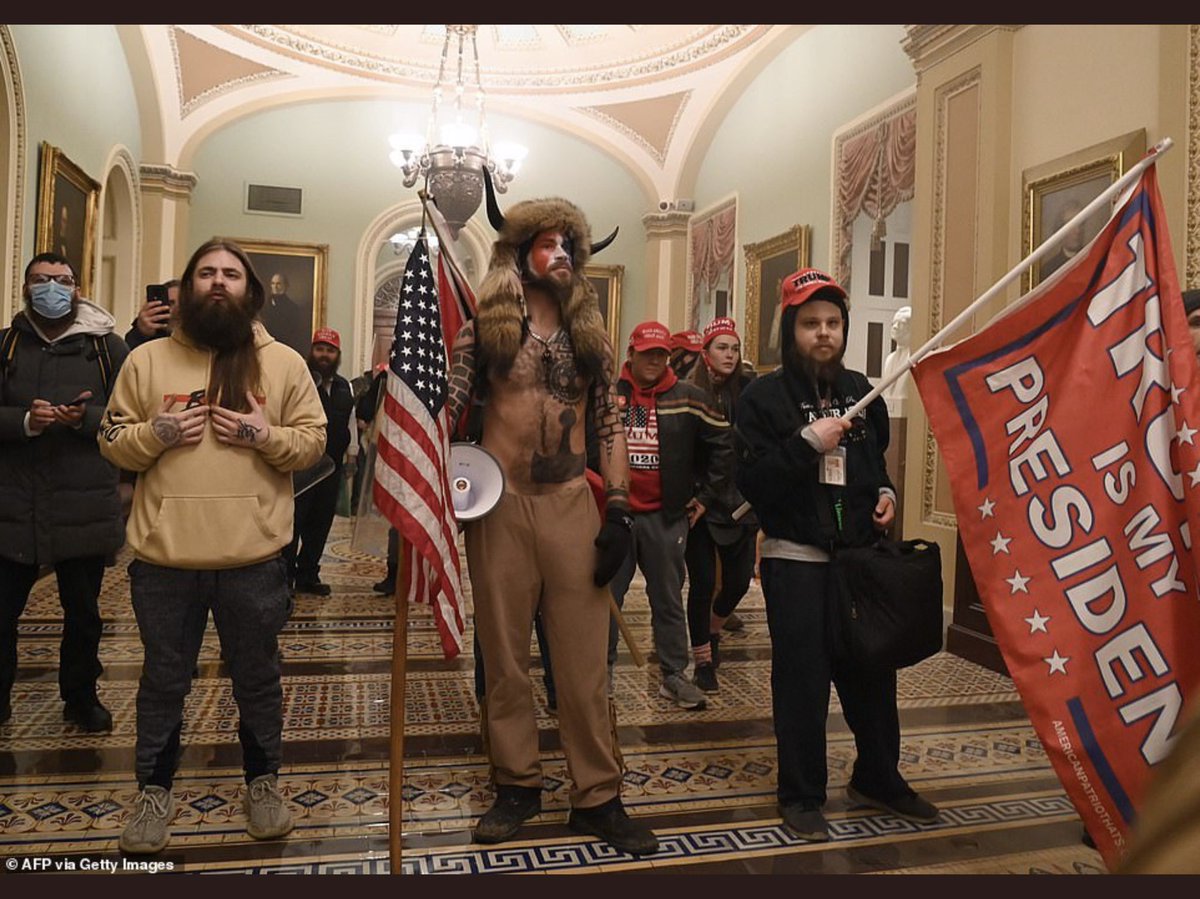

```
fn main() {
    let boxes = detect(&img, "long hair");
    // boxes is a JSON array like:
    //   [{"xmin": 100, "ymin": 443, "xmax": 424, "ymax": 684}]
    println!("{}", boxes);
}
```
[{"xmin": 179, "ymin": 239, "xmax": 266, "ymax": 413}]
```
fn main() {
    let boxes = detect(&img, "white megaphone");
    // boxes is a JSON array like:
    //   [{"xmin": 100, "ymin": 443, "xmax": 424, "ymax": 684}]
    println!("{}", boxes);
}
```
[{"xmin": 448, "ymin": 442, "xmax": 505, "ymax": 521}]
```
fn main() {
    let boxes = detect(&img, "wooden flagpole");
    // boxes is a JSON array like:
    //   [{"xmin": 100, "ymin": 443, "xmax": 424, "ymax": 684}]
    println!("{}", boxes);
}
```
[{"xmin": 388, "ymin": 543, "xmax": 409, "ymax": 875}]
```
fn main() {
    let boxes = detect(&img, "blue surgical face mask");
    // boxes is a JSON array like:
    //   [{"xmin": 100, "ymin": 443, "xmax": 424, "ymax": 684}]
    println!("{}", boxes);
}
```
[{"xmin": 29, "ymin": 280, "xmax": 74, "ymax": 319}]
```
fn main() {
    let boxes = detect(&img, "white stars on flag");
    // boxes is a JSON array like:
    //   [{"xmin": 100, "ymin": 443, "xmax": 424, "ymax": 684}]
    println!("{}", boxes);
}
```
[
  {"xmin": 990, "ymin": 532, "xmax": 1012, "ymax": 555},
  {"xmin": 1005, "ymin": 570, "xmax": 1030, "ymax": 594},
  {"xmin": 1024, "ymin": 609, "xmax": 1050, "ymax": 633},
  {"xmin": 1176, "ymin": 421, "xmax": 1197, "ymax": 445},
  {"xmin": 977, "ymin": 497, "xmax": 995, "ymax": 519},
  {"xmin": 1043, "ymin": 650, "xmax": 1069, "ymax": 675}
]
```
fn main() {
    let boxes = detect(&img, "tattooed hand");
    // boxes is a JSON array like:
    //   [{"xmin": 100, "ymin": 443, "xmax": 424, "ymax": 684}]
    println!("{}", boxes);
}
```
[
  {"xmin": 152, "ymin": 395, "xmax": 209, "ymax": 448},
  {"xmin": 210, "ymin": 390, "xmax": 271, "ymax": 449}
]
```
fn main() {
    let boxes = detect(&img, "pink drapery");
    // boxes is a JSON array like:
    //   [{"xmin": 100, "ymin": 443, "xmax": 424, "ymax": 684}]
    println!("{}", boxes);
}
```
[
  {"xmin": 689, "ymin": 202, "xmax": 737, "ymax": 327},
  {"xmin": 835, "ymin": 107, "xmax": 916, "ymax": 290}
]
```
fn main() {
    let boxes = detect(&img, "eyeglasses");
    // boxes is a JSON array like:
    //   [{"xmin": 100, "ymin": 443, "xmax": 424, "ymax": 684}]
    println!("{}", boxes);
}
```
[{"xmin": 28, "ymin": 273, "xmax": 76, "ymax": 287}]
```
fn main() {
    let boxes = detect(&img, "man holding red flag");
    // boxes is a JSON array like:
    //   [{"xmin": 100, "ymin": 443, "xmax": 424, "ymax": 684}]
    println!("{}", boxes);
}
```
[{"xmin": 912, "ymin": 164, "xmax": 1200, "ymax": 867}]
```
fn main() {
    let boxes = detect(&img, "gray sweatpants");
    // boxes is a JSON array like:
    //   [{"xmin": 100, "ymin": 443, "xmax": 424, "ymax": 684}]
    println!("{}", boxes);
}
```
[
  {"xmin": 607, "ymin": 509, "xmax": 689, "ymax": 676},
  {"xmin": 129, "ymin": 556, "xmax": 292, "ymax": 788}
]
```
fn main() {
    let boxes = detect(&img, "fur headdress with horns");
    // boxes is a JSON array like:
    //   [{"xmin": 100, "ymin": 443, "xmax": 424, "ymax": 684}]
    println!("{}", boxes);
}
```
[{"xmin": 474, "ymin": 169, "xmax": 618, "ymax": 384}]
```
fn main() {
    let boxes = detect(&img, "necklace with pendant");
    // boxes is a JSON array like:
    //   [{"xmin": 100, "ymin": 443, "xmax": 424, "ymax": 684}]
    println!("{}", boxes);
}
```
[{"xmin": 528, "ymin": 324, "xmax": 563, "ymax": 389}]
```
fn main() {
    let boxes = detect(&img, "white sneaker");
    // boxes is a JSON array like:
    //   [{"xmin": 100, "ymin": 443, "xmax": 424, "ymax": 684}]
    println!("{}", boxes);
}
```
[
  {"xmin": 659, "ymin": 673, "xmax": 707, "ymax": 710},
  {"xmin": 244, "ymin": 774, "xmax": 294, "ymax": 840},
  {"xmin": 119, "ymin": 786, "xmax": 173, "ymax": 855}
]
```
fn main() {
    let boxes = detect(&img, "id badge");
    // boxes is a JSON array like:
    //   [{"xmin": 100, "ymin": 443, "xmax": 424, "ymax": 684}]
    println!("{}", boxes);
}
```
[{"xmin": 819, "ymin": 446, "xmax": 847, "ymax": 486}]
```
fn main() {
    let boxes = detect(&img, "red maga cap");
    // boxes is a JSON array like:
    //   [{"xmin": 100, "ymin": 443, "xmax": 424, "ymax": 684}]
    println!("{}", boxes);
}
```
[
  {"xmin": 671, "ymin": 330, "xmax": 703, "ymax": 352},
  {"xmin": 702, "ymin": 316, "xmax": 739, "ymax": 347},
  {"xmin": 628, "ymin": 321, "xmax": 673, "ymax": 352},
  {"xmin": 312, "ymin": 327, "xmax": 341, "ymax": 349},
  {"xmin": 780, "ymin": 268, "xmax": 847, "ymax": 310}
]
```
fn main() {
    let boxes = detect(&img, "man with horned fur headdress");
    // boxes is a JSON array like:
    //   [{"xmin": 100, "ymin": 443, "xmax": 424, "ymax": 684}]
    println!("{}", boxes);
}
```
[{"xmin": 445, "ymin": 177, "xmax": 657, "ymax": 856}]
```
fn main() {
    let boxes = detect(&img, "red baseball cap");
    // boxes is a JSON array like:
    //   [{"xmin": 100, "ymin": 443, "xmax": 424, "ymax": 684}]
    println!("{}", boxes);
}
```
[
  {"xmin": 780, "ymin": 268, "xmax": 847, "ymax": 310},
  {"xmin": 702, "ymin": 316, "xmax": 739, "ymax": 348},
  {"xmin": 671, "ymin": 330, "xmax": 703, "ymax": 352},
  {"xmin": 312, "ymin": 327, "xmax": 341, "ymax": 349},
  {"xmin": 628, "ymin": 321, "xmax": 673, "ymax": 353}
]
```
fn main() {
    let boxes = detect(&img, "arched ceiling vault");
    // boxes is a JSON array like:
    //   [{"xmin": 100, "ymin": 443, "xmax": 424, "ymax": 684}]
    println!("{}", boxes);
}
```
[{"xmin": 122, "ymin": 24, "xmax": 807, "ymax": 206}]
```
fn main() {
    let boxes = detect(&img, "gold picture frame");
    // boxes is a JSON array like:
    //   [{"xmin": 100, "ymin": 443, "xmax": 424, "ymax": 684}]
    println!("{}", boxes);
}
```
[
  {"xmin": 1022, "ymin": 129, "xmax": 1145, "ymax": 291},
  {"xmin": 36, "ymin": 143, "xmax": 100, "ymax": 298},
  {"xmin": 224, "ymin": 237, "xmax": 328, "ymax": 356},
  {"xmin": 585, "ymin": 263, "xmax": 624, "ymax": 350},
  {"xmin": 743, "ymin": 225, "xmax": 811, "ymax": 371}
]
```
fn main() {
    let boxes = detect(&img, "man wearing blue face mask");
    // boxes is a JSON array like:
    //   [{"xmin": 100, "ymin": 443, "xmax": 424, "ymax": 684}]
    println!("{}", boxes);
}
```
[{"xmin": 0, "ymin": 253, "xmax": 130, "ymax": 732}]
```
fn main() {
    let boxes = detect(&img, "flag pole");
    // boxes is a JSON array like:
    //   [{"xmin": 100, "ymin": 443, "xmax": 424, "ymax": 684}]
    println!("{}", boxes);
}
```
[
  {"xmin": 842, "ymin": 137, "xmax": 1175, "ymax": 420},
  {"xmin": 388, "ymin": 543, "xmax": 409, "ymax": 875}
]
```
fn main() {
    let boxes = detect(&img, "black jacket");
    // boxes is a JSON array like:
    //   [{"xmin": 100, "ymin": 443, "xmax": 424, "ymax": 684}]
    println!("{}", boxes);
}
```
[
  {"xmin": 0, "ymin": 306, "xmax": 129, "ymax": 564},
  {"xmin": 316, "ymin": 373, "xmax": 354, "ymax": 466},
  {"xmin": 616, "ymin": 373, "xmax": 733, "ymax": 522},
  {"xmin": 690, "ymin": 362, "xmax": 758, "ymax": 532},
  {"xmin": 735, "ymin": 365, "xmax": 892, "ymax": 550}
]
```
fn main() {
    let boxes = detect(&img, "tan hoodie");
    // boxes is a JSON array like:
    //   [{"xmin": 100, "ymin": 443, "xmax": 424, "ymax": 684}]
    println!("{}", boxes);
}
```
[{"xmin": 98, "ymin": 324, "xmax": 326, "ymax": 569}]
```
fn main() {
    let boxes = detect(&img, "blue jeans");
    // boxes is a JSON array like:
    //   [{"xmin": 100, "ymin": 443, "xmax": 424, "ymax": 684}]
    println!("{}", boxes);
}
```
[{"xmin": 129, "ymin": 556, "xmax": 292, "ymax": 788}]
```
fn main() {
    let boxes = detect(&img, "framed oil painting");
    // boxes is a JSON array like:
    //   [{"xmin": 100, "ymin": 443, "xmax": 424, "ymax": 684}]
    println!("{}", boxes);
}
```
[
  {"xmin": 743, "ymin": 225, "xmax": 811, "ymax": 371},
  {"xmin": 585, "ymin": 263, "xmax": 624, "ymax": 350},
  {"xmin": 36, "ymin": 143, "xmax": 100, "ymax": 298},
  {"xmin": 1022, "ymin": 129, "xmax": 1145, "ymax": 291},
  {"xmin": 225, "ymin": 237, "xmax": 328, "ymax": 356}
]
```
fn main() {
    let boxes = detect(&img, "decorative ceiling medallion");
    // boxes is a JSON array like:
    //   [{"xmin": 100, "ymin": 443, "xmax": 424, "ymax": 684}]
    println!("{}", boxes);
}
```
[
  {"xmin": 580, "ymin": 91, "xmax": 691, "ymax": 165},
  {"xmin": 171, "ymin": 27, "xmax": 291, "ymax": 118},
  {"xmin": 219, "ymin": 24, "xmax": 769, "ymax": 94}
]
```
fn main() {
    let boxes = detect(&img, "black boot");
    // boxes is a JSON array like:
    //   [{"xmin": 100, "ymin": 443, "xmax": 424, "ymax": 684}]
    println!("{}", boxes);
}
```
[
  {"xmin": 568, "ymin": 797, "xmax": 659, "ymax": 856},
  {"xmin": 473, "ymin": 785, "xmax": 541, "ymax": 843},
  {"xmin": 710, "ymin": 633, "xmax": 721, "ymax": 670},
  {"xmin": 63, "ymin": 692, "xmax": 113, "ymax": 733}
]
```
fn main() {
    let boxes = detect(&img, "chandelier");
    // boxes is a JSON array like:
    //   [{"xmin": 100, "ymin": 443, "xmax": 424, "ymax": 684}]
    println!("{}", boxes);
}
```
[{"xmin": 389, "ymin": 25, "xmax": 527, "ymax": 239}]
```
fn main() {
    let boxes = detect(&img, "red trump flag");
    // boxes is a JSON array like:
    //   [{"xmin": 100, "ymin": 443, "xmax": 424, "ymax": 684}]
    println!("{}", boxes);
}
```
[{"xmin": 912, "ymin": 165, "xmax": 1200, "ymax": 867}]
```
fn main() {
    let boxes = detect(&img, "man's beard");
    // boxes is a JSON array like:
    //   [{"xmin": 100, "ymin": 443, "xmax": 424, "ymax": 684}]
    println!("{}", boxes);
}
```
[
  {"xmin": 179, "ymin": 289, "xmax": 255, "ymax": 351},
  {"xmin": 783, "ymin": 340, "xmax": 843, "ymax": 387},
  {"xmin": 309, "ymin": 354, "xmax": 340, "ymax": 379},
  {"xmin": 523, "ymin": 265, "xmax": 574, "ymax": 305}
]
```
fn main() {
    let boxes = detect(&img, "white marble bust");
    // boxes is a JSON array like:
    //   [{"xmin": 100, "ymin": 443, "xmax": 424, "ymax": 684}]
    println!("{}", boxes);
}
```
[{"xmin": 881, "ymin": 306, "xmax": 912, "ymax": 413}]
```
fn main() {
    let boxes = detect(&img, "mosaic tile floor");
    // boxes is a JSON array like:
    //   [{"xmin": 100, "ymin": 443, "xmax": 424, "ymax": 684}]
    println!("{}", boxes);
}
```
[{"xmin": 0, "ymin": 518, "xmax": 1107, "ymax": 875}]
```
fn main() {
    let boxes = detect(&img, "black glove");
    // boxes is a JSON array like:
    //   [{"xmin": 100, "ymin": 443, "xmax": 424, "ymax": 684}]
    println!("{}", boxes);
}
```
[{"xmin": 593, "ymin": 506, "xmax": 634, "ymax": 587}]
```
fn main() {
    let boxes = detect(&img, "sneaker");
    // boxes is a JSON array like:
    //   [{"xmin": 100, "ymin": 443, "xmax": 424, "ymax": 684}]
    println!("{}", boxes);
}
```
[
  {"xmin": 295, "ymin": 580, "xmax": 332, "ymax": 597},
  {"xmin": 722, "ymin": 612, "xmax": 745, "ymax": 632},
  {"xmin": 120, "ymin": 786, "xmax": 174, "ymax": 854},
  {"xmin": 63, "ymin": 697, "xmax": 113, "ymax": 733},
  {"xmin": 693, "ymin": 663, "xmax": 719, "ymax": 693},
  {"xmin": 244, "ymin": 774, "xmax": 294, "ymax": 840},
  {"xmin": 846, "ymin": 784, "xmax": 939, "ymax": 824},
  {"xmin": 568, "ymin": 797, "xmax": 659, "ymax": 856},
  {"xmin": 659, "ymin": 673, "xmax": 707, "ymax": 710},
  {"xmin": 778, "ymin": 804, "xmax": 830, "ymax": 842},
  {"xmin": 473, "ymin": 784, "xmax": 541, "ymax": 844},
  {"xmin": 710, "ymin": 633, "xmax": 722, "ymax": 669},
  {"xmin": 372, "ymin": 578, "xmax": 395, "ymax": 595}
]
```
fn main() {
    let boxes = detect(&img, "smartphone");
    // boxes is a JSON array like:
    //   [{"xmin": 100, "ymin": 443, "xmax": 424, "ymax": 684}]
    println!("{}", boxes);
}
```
[
  {"xmin": 62, "ymin": 396, "xmax": 89, "ymax": 407},
  {"xmin": 146, "ymin": 283, "xmax": 170, "ymax": 306}
]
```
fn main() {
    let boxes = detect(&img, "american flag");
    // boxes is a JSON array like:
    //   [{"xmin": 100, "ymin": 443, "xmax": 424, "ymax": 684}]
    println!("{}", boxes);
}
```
[{"xmin": 373, "ymin": 234, "xmax": 465, "ymax": 659}]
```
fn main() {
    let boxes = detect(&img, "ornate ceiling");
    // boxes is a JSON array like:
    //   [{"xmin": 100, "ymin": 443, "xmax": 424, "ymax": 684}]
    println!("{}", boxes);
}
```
[{"xmin": 127, "ymin": 24, "xmax": 807, "ymax": 200}]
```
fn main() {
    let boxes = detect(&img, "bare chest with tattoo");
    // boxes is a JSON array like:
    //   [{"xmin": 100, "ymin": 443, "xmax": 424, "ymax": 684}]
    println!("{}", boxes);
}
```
[{"xmin": 485, "ymin": 333, "xmax": 590, "ymax": 490}]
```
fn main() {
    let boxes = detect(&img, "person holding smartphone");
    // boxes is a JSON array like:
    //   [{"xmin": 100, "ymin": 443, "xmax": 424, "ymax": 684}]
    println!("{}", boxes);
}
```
[
  {"xmin": 125, "ymin": 279, "xmax": 180, "ymax": 350},
  {"xmin": 0, "ymin": 252, "xmax": 130, "ymax": 733}
]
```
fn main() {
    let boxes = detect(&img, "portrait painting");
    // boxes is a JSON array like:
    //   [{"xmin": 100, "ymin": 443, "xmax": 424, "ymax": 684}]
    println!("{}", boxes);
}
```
[
  {"xmin": 1022, "ymin": 129, "xmax": 1145, "ymax": 290},
  {"xmin": 35, "ymin": 143, "xmax": 100, "ymax": 298},
  {"xmin": 584, "ymin": 263, "xmax": 624, "ymax": 350},
  {"xmin": 226, "ymin": 238, "xmax": 328, "ymax": 356},
  {"xmin": 743, "ymin": 225, "xmax": 811, "ymax": 372}
]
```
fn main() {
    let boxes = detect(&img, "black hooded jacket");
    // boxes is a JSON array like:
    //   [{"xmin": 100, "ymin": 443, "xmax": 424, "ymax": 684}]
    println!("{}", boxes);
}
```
[{"xmin": 733, "ymin": 303, "xmax": 892, "ymax": 551}]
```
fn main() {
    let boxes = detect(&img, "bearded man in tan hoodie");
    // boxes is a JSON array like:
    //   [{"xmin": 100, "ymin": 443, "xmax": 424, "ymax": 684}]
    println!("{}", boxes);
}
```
[{"xmin": 99, "ymin": 239, "xmax": 326, "ymax": 855}]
